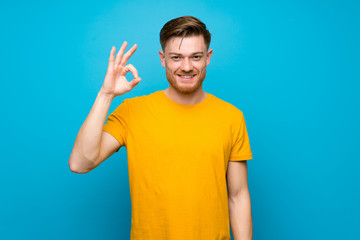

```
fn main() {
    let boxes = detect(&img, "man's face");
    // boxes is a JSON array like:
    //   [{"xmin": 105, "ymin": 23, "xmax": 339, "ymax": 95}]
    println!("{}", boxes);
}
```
[{"xmin": 159, "ymin": 35, "xmax": 213, "ymax": 94}]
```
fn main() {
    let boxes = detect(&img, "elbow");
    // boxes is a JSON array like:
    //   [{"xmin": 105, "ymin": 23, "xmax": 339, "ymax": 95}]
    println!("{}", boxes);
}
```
[
  {"xmin": 228, "ymin": 189, "xmax": 251, "ymax": 204},
  {"xmin": 69, "ymin": 161, "xmax": 89, "ymax": 174},
  {"xmin": 68, "ymin": 152, "xmax": 93, "ymax": 174}
]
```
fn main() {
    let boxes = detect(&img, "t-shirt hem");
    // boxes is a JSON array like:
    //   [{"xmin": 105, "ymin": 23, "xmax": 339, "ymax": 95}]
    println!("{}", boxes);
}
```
[
  {"xmin": 229, "ymin": 155, "xmax": 253, "ymax": 161},
  {"xmin": 102, "ymin": 126, "xmax": 124, "ymax": 147}
]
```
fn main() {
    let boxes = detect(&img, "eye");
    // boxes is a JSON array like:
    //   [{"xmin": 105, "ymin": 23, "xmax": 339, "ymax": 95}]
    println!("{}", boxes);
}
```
[
  {"xmin": 192, "ymin": 55, "xmax": 201, "ymax": 60},
  {"xmin": 171, "ymin": 56, "xmax": 181, "ymax": 60}
]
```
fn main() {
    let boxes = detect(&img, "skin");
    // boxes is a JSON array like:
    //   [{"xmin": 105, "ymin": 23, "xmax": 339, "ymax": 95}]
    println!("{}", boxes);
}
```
[
  {"xmin": 227, "ymin": 161, "xmax": 253, "ymax": 240},
  {"xmin": 68, "ymin": 41, "xmax": 139, "ymax": 173},
  {"xmin": 101, "ymin": 42, "xmax": 141, "ymax": 97},
  {"xmin": 159, "ymin": 35, "xmax": 213, "ymax": 105}
]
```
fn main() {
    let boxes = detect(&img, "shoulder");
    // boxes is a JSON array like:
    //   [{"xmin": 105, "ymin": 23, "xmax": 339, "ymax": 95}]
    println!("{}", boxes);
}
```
[
  {"xmin": 114, "ymin": 91, "xmax": 163, "ymax": 116},
  {"xmin": 209, "ymin": 93, "xmax": 244, "ymax": 119},
  {"xmin": 110, "ymin": 91, "xmax": 161, "ymax": 118},
  {"xmin": 122, "ymin": 90, "xmax": 161, "ymax": 105}
]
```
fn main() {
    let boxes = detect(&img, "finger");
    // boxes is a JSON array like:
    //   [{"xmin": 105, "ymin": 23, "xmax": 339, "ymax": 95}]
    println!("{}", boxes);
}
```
[
  {"xmin": 114, "ymin": 41, "xmax": 128, "ymax": 67},
  {"xmin": 107, "ymin": 46, "xmax": 116, "ymax": 70},
  {"xmin": 121, "ymin": 64, "xmax": 139, "ymax": 78},
  {"xmin": 129, "ymin": 77, "xmax": 141, "ymax": 88},
  {"xmin": 120, "ymin": 44, "xmax": 137, "ymax": 67}
]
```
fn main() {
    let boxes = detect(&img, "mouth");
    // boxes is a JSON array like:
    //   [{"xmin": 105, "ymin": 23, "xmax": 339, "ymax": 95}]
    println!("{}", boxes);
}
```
[{"xmin": 177, "ymin": 74, "xmax": 197, "ymax": 80}]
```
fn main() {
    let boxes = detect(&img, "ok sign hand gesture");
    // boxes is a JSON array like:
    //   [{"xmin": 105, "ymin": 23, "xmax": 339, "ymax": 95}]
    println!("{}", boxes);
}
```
[{"xmin": 100, "ymin": 41, "xmax": 141, "ymax": 98}]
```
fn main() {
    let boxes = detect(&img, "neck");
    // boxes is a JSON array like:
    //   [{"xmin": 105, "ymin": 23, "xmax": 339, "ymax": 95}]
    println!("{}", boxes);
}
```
[{"xmin": 164, "ymin": 86, "xmax": 207, "ymax": 105}]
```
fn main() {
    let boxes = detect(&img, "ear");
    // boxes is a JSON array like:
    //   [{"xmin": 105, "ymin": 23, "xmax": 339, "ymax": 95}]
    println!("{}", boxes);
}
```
[
  {"xmin": 159, "ymin": 50, "xmax": 166, "ymax": 68},
  {"xmin": 206, "ymin": 48, "xmax": 213, "ymax": 66}
]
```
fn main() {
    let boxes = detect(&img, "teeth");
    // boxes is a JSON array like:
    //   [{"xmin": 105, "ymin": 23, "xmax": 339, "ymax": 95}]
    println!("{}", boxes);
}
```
[{"xmin": 180, "ymin": 75, "xmax": 194, "ymax": 78}]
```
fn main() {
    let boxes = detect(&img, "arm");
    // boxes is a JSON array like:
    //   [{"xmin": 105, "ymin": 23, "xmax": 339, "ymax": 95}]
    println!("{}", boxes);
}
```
[
  {"xmin": 227, "ymin": 160, "xmax": 253, "ymax": 240},
  {"xmin": 68, "ymin": 41, "xmax": 141, "ymax": 173}
]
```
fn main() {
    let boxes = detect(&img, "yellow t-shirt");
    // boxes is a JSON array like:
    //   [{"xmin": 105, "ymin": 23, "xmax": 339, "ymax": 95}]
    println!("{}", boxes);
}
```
[{"xmin": 103, "ymin": 90, "xmax": 252, "ymax": 240}]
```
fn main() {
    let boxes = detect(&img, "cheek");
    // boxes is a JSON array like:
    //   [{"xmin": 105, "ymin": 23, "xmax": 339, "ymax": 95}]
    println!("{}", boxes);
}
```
[
  {"xmin": 195, "ymin": 61, "xmax": 207, "ymax": 71},
  {"xmin": 166, "ymin": 62, "xmax": 180, "ymax": 72}
]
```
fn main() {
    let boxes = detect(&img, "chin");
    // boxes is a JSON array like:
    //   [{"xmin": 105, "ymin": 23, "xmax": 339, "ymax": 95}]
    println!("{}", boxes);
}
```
[
  {"xmin": 168, "ymin": 77, "xmax": 204, "ymax": 94},
  {"xmin": 166, "ymin": 71, "xmax": 206, "ymax": 94},
  {"xmin": 174, "ymin": 85, "xmax": 199, "ymax": 94}
]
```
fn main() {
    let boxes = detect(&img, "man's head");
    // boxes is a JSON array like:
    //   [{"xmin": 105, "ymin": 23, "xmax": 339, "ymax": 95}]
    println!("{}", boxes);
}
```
[
  {"xmin": 159, "ymin": 16, "xmax": 213, "ymax": 95},
  {"xmin": 160, "ymin": 16, "xmax": 211, "ymax": 51}
]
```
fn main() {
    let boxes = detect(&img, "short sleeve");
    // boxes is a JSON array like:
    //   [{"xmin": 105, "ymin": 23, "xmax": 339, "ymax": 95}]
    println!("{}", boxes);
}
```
[
  {"xmin": 229, "ymin": 112, "xmax": 253, "ymax": 161},
  {"xmin": 102, "ymin": 100, "xmax": 129, "ymax": 148}
]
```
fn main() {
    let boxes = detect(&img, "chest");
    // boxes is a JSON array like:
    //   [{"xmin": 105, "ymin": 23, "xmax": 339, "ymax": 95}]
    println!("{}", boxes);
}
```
[{"xmin": 128, "ymin": 108, "xmax": 233, "ymax": 161}]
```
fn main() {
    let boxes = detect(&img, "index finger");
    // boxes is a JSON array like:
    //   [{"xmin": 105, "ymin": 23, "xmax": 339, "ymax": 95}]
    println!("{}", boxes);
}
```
[
  {"xmin": 114, "ymin": 41, "xmax": 128, "ymax": 67},
  {"xmin": 120, "ymin": 44, "xmax": 138, "ymax": 66}
]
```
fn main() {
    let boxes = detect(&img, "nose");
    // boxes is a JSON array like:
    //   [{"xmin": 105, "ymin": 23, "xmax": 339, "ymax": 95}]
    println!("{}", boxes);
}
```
[{"xmin": 180, "ymin": 58, "xmax": 193, "ymax": 72}]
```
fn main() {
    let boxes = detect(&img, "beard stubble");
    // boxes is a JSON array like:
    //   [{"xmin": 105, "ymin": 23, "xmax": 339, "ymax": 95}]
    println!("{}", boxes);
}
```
[{"xmin": 165, "ymin": 67, "xmax": 207, "ymax": 94}]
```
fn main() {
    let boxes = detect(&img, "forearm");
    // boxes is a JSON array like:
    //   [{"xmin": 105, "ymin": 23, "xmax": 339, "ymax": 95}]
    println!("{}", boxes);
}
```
[
  {"xmin": 228, "ymin": 190, "xmax": 253, "ymax": 240},
  {"xmin": 69, "ymin": 89, "xmax": 114, "ymax": 173}
]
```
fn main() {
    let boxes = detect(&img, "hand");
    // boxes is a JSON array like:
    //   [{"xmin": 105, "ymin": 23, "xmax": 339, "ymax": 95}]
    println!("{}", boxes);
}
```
[{"xmin": 100, "ymin": 41, "xmax": 141, "ymax": 98}]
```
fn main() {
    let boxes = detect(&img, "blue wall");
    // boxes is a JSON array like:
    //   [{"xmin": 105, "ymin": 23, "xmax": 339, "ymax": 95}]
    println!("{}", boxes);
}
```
[{"xmin": 1, "ymin": 0, "xmax": 359, "ymax": 239}]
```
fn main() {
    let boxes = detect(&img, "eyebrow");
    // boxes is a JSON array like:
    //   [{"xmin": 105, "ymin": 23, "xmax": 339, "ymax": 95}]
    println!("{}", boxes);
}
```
[{"xmin": 168, "ymin": 52, "xmax": 204, "ymax": 56}]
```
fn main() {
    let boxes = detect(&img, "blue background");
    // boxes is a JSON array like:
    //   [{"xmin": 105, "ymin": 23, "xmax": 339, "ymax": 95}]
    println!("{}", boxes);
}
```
[{"xmin": 1, "ymin": 0, "xmax": 359, "ymax": 239}]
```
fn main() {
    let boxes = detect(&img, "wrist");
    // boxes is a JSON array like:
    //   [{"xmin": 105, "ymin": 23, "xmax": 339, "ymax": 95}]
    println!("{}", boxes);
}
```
[{"xmin": 98, "ymin": 88, "xmax": 115, "ymax": 102}]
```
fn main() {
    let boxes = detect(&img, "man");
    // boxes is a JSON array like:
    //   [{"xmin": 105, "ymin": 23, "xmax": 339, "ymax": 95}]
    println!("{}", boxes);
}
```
[{"xmin": 69, "ymin": 16, "xmax": 253, "ymax": 240}]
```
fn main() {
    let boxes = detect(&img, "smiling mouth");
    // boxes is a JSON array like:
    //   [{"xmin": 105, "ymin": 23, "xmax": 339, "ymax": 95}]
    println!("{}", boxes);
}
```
[{"xmin": 177, "ymin": 74, "xmax": 197, "ymax": 79}]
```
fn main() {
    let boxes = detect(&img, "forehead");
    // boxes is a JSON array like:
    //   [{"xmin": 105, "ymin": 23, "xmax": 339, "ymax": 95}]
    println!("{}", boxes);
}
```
[{"xmin": 165, "ymin": 35, "xmax": 207, "ymax": 54}]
